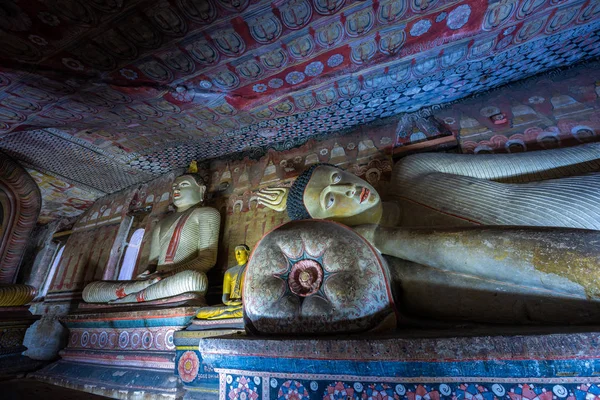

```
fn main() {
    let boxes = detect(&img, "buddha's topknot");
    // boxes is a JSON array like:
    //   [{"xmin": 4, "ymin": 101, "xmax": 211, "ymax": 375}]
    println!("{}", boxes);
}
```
[{"xmin": 287, "ymin": 163, "xmax": 334, "ymax": 221}]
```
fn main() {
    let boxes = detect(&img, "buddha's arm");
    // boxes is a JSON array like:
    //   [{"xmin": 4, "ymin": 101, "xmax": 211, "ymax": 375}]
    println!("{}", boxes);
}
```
[
  {"xmin": 356, "ymin": 224, "xmax": 600, "ymax": 299},
  {"xmin": 222, "ymin": 283, "xmax": 242, "ymax": 305},
  {"xmin": 149, "ymin": 223, "xmax": 160, "ymax": 262},
  {"xmin": 137, "ymin": 224, "xmax": 160, "ymax": 278},
  {"xmin": 221, "ymin": 272, "xmax": 232, "ymax": 304},
  {"xmin": 224, "ymin": 295, "xmax": 242, "ymax": 306},
  {"xmin": 394, "ymin": 143, "xmax": 600, "ymax": 184},
  {"xmin": 224, "ymin": 268, "xmax": 244, "ymax": 305},
  {"xmin": 224, "ymin": 298, "xmax": 242, "ymax": 306}
]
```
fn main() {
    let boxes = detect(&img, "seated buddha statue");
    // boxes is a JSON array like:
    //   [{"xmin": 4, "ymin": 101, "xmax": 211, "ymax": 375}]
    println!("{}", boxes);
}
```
[
  {"xmin": 257, "ymin": 143, "xmax": 600, "ymax": 322},
  {"xmin": 82, "ymin": 173, "xmax": 221, "ymax": 304},
  {"xmin": 195, "ymin": 244, "xmax": 249, "ymax": 320}
]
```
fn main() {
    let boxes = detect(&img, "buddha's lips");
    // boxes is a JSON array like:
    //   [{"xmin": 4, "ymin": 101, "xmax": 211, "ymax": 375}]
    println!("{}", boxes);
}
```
[
  {"xmin": 359, "ymin": 187, "xmax": 369, "ymax": 203},
  {"xmin": 173, "ymin": 194, "xmax": 180, "ymax": 198}
]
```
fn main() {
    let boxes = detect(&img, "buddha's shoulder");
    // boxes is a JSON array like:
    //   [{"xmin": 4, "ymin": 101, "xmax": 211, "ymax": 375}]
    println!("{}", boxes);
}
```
[
  {"xmin": 226, "ymin": 264, "xmax": 245, "ymax": 273},
  {"xmin": 190, "ymin": 206, "xmax": 221, "ymax": 221}
]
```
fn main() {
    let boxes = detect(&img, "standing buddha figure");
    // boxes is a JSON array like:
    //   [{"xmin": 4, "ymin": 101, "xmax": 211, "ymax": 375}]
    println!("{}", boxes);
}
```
[{"xmin": 195, "ymin": 244, "xmax": 249, "ymax": 320}]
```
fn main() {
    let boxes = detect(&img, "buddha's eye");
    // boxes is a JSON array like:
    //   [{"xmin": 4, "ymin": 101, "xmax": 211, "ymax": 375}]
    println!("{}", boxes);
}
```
[
  {"xmin": 332, "ymin": 173, "xmax": 341, "ymax": 184},
  {"xmin": 326, "ymin": 193, "xmax": 335, "ymax": 209}
]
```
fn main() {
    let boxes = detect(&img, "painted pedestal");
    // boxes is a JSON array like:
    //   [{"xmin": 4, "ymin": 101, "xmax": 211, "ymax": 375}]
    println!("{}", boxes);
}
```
[
  {"xmin": 31, "ymin": 305, "xmax": 199, "ymax": 399},
  {"xmin": 0, "ymin": 306, "xmax": 44, "ymax": 377},
  {"xmin": 181, "ymin": 330, "xmax": 600, "ymax": 400},
  {"xmin": 174, "ymin": 322, "xmax": 246, "ymax": 400}
]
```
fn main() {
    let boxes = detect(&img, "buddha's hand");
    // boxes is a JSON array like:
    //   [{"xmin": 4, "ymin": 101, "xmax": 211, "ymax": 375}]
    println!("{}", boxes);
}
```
[
  {"xmin": 136, "ymin": 270, "xmax": 162, "ymax": 283},
  {"xmin": 256, "ymin": 187, "xmax": 288, "ymax": 212},
  {"xmin": 136, "ymin": 269, "xmax": 152, "ymax": 279},
  {"xmin": 353, "ymin": 224, "xmax": 378, "ymax": 246},
  {"xmin": 225, "ymin": 299, "xmax": 242, "ymax": 306}
]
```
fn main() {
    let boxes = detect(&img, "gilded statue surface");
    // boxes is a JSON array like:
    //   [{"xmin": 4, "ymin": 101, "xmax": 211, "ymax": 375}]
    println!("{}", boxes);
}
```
[
  {"xmin": 257, "ymin": 143, "xmax": 600, "ymax": 322},
  {"xmin": 83, "ymin": 174, "xmax": 221, "ymax": 304},
  {"xmin": 195, "ymin": 244, "xmax": 249, "ymax": 320}
]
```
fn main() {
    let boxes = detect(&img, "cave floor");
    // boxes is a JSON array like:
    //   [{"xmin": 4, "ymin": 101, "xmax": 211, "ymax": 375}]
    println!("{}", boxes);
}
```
[{"xmin": 0, "ymin": 378, "xmax": 109, "ymax": 399}]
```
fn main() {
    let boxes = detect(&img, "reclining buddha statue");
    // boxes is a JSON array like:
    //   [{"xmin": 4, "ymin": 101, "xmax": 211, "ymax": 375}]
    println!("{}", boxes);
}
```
[
  {"xmin": 83, "ymin": 172, "xmax": 221, "ymax": 304},
  {"xmin": 252, "ymin": 143, "xmax": 600, "ymax": 331}
]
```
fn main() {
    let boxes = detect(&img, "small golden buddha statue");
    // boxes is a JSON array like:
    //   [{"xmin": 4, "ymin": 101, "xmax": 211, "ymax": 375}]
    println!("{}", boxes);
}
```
[{"xmin": 195, "ymin": 244, "xmax": 249, "ymax": 320}]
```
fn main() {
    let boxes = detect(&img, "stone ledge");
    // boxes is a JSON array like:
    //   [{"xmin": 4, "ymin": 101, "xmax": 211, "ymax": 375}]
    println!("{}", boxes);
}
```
[
  {"xmin": 31, "ymin": 360, "xmax": 182, "ymax": 399},
  {"xmin": 198, "ymin": 328, "xmax": 600, "ymax": 362},
  {"xmin": 61, "ymin": 305, "xmax": 200, "ymax": 328},
  {"xmin": 188, "ymin": 317, "xmax": 244, "ymax": 331}
]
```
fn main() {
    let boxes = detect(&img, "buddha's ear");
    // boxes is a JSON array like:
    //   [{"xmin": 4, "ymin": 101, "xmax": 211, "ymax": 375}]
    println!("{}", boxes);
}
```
[
  {"xmin": 256, "ymin": 187, "xmax": 288, "ymax": 212},
  {"xmin": 197, "ymin": 184, "xmax": 207, "ymax": 200}
]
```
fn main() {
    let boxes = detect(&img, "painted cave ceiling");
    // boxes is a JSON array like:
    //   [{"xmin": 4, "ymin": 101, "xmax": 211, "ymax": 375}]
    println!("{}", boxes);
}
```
[{"xmin": 0, "ymin": 0, "xmax": 599, "ymax": 223}]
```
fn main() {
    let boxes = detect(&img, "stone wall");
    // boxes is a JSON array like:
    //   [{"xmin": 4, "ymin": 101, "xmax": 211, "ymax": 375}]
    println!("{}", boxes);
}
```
[{"xmin": 440, "ymin": 61, "xmax": 600, "ymax": 153}]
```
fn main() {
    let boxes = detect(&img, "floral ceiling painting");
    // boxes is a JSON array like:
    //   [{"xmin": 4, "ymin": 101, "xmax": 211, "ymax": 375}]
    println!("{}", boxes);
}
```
[{"xmin": 0, "ymin": 0, "xmax": 599, "ymax": 222}]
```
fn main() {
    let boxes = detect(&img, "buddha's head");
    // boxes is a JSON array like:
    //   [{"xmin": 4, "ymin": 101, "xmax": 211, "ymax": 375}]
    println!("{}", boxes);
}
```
[
  {"xmin": 235, "ymin": 244, "xmax": 250, "ymax": 265},
  {"xmin": 287, "ymin": 164, "xmax": 382, "ymax": 226},
  {"xmin": 172, "ymin": 174, "xmax": 206, "ymax": 210}
]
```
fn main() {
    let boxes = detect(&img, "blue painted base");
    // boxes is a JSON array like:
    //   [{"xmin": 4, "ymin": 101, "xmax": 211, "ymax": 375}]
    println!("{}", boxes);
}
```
[
  {"xmin": 183, "ymin": 331, "xmax": 600, "ymax": 400},
  {"xmin": 174, "ymin": 349, "xmax": 220, "ymax": 399},
  {"xmin": 218, "ymin": 374, "xmax": 600, "ymax": 400},
  {"xmin": 174, "ymin": 330, "xmax": 247, "ymax": 398}
]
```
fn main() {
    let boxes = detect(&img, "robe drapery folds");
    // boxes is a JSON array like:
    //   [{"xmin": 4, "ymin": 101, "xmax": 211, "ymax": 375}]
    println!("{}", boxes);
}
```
[{"xmin": 391, "ymin": 143, "xmax": 600, "ymax": 229}]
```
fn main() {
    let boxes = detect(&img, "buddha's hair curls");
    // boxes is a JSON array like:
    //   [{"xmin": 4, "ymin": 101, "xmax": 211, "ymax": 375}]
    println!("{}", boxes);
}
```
[{"xmin": 287, "ymin": 163, "xmax": 335, "ymax": 221}]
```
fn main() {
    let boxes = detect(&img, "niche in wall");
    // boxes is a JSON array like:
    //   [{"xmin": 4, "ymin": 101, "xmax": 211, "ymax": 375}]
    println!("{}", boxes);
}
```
[{"xmin": 0, "ymin": 153, "xmax": 41, "ymax": 284}]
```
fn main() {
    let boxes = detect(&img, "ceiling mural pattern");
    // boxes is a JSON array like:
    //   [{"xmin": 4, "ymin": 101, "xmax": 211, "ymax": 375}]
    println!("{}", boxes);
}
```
[
  {"xmin": 0, "ymin": 129, "xmax": 155, "ymax": 192},
  {"xmin": 0, "ymin": 0, "xmax": 599, "ymax": 221},
  {"xmin": 137, "ymin": 24, "xmax": 600, "ymax": 174},
  {"xmin": 26, "ymin": 169, "xmax": 104, "ymax": 224}
]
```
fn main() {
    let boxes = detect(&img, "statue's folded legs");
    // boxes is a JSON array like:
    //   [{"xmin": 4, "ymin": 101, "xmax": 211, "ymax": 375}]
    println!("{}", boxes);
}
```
[{"xmin": 82, "ymin": 270, "xmax": 208, "ymax": 303}]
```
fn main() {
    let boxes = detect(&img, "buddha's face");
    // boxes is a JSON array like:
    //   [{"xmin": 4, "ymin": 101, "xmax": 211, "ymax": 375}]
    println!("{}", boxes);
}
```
[
  {"xmin": 235, "ymin": 246, "xmax": 249, "ymax": 265},
  {"xmin": 172, "ymin": 175, "xmax": 205, "ymax": 210},
  {"xmin": 303, "ymin": 165, "xmax": 382, "ymax": 226}
]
